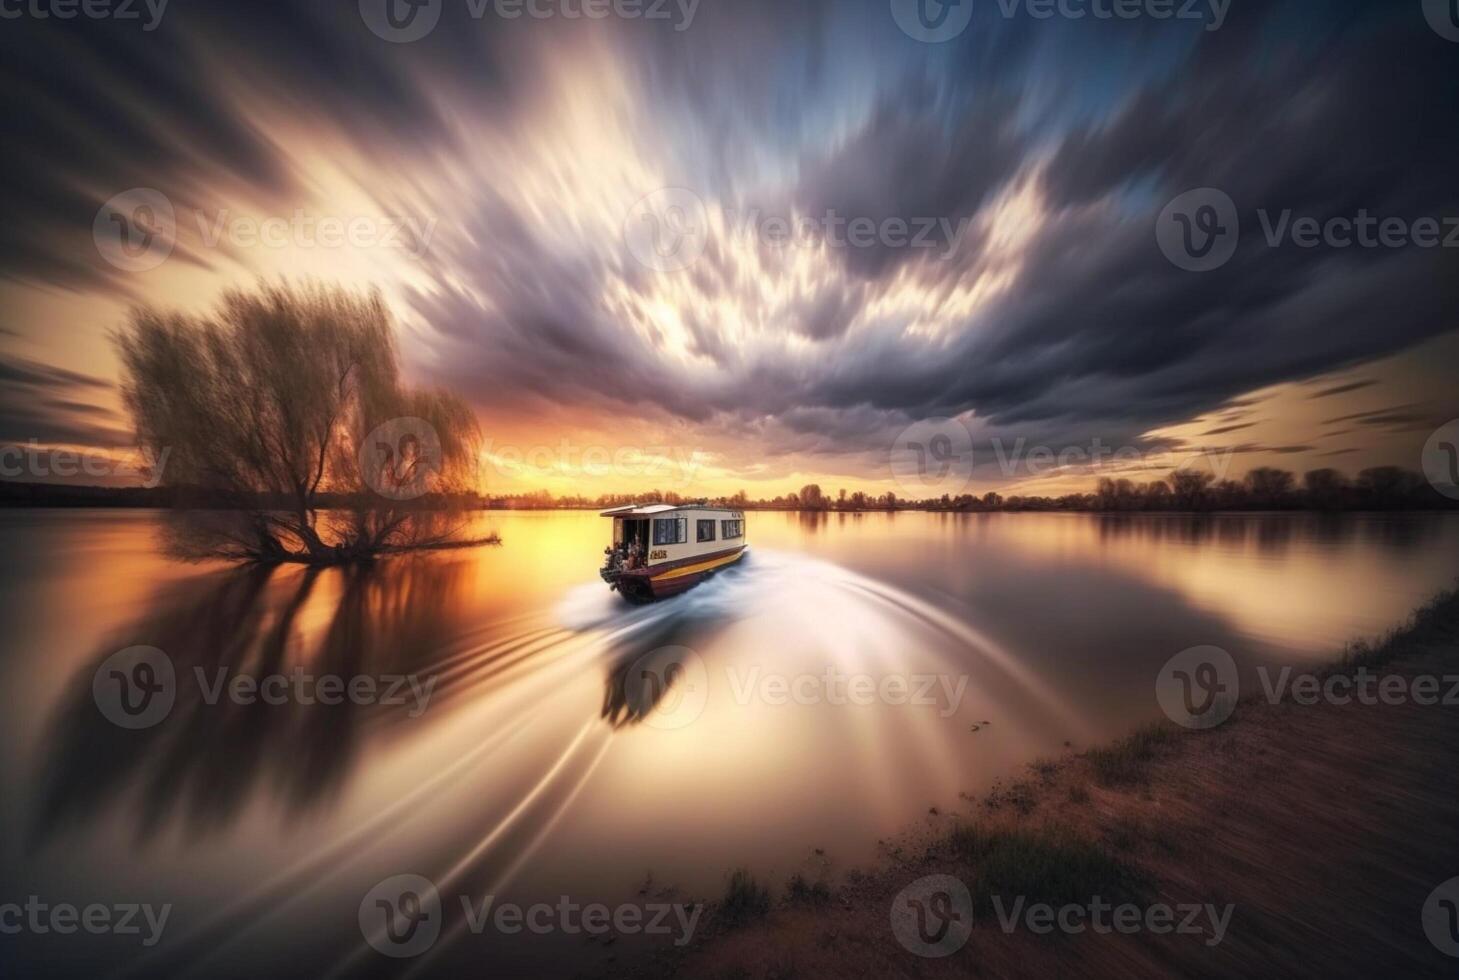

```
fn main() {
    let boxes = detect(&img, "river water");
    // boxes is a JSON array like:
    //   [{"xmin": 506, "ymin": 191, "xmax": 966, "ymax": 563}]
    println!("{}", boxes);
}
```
[{"xmin": 2, "ymin": 508, "xmax": 1457, "ymax": 976}]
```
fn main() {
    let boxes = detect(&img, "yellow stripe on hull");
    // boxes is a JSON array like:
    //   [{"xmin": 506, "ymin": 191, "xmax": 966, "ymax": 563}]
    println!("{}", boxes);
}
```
[{"xmin": 650, "ymin": 549, "xmax": 745, "ymax": 583}]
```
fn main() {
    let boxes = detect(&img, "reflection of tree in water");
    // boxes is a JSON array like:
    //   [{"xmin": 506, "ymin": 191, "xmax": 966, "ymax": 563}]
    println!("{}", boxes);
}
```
[
  {"xmin": 796, "ymin": 511, "xmax": 829, "ymax": 533},
  {"xmin": 33, "ymin": 558, "xmax": 472, "ymax": 845},
  {"xmin": 1090, "ymin": 512, "xmax": 1438, "ymax": 553}
]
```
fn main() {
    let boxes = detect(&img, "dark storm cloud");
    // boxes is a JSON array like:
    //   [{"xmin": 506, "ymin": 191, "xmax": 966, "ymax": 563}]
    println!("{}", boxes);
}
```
[
  {"xmin": 0, "ymin": 358, "xmax": 107, "ymax": 392},
  {"xmin": 404, "ymin": 190, "xmax": 716, "ymax": 424},
  {"xmin": 794, "ymin": 283, "xmax": 868, "ymax": 341},
  {"xmin": 1224, "ymin": 444, "xmax": 1316, "ymax": 456},
  {"xmin": 1323, "ymin": 404, "xmax": 1437, "ymax": 428},
  {"xmin": 1203, "ymin": 422, "xmax": 1256, "ymax": 436},
  {"xmin": 793, "ymin": 84, "xmax": 1024, "ymax": 279},
  {"xmin": 0, "ymin": 0, "xmax": 514, "ymax": 289},
  {"xmin": 1310, "ymin": 380, "xmax": 1377, "ymax": 399},
  {"xmin": 0, "ymin": 357, "xmax": 126, "ymax": 446},
  {"xmin": 1324, "ymin": 407, "xmax": 1443, "ymax": 431},
  {"xmin": 774, "ymin": 0, "xmax": 1459, "ymax": 460}
]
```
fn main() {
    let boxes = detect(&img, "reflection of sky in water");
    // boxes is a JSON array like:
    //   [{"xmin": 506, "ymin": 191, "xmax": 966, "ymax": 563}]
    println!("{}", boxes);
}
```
[{"xmin": 1, "ymin": 509, "xmax": 1457, "ymax": 976}]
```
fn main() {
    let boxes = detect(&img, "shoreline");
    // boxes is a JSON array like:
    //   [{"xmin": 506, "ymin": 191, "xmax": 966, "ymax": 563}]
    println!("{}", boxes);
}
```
[
  {"xmin": 2, "ymin": 499, "xmax": 1458, "ymax": 517},
  {"xmin": 618, "ymin": 588, "xmax": 1459, "ymax": 978}
]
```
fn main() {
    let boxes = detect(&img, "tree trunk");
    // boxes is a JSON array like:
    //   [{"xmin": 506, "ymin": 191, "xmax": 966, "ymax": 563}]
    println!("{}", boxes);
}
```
[
  {"xmin": 251, "ymin": 516, "xmax": 289, "ymax": 562},
  {"xmin": 289, "ymin": 484, "xmax": 334, "ymax": 561}
]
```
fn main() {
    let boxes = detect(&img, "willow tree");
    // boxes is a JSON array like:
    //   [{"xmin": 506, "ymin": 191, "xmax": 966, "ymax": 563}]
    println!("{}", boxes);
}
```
[{"xmin": 116, "ymin": 282, "xmax": 484, "ymax": 563}]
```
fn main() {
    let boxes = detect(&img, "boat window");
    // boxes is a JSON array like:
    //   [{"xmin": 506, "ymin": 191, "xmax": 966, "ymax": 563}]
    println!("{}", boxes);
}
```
[
  {"xmin": 697, "ymin": 519, "xmax": 716, "ymax": 543},
  {"xmin": 720, "ymin": 519, "xmax": 742, "ymax": 539},
  {"xmin": 653, "ymin": 517, "xmax": 687, "ymax": 546}
]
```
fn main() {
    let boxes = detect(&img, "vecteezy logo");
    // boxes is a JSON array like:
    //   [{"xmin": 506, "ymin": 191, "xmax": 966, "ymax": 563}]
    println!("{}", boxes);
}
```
[
  {"xmin": 628, "ymin": 646, "xmax": 709, "ymax": 730},
  {"xmin": 359, "ymin": 0, "xmax": 442, "ymax": 42},
  {"xmin": 92, "ymin": 646, "xmax": 176, "ymax": 729},
  {"xmin": 890, "ymin": 874, "xmax": 973, "ymax": 957},
  {"xmin": 1422, "ymin": 877, "xmax": 1459, "ymax": 957},
  {"xmin": 93, "ymin": 189, "xmax": 176, "ymax": 272},
  {"xmin": 890, "ymin": 0, "xmax": 974, "ymax": 42},
  {"xmin": 890, "ymin": 417, "xmax": 975, "ymax": 497},
  {"xmin": 360, "ymin": 417, "xmax": 444, "ymax": 501},
  {"xmin": 1156, "ymin": 188, "xmax": 1239, "ymax": 272},
  {"xmin": 916, "ymin": 0, "xmax": 961, "ymax": 29},
  {"xmin": 1421, "ymin": 419, "xmax": 1459, "ymax": 501},
  {"xmin": 1156, "ymin": 646, "xmax": 1239, "ymax": 729},
  {"xmin": 623, "ymin": 188, "xmax": 709, "ymax": 272},
  {"xmin": 359, "ymin": 874, "xmax": 442, "ymax": 958},
  {"xmin": 1422, "ymin": 0, "xmax": 1459, "ymax": 42}
]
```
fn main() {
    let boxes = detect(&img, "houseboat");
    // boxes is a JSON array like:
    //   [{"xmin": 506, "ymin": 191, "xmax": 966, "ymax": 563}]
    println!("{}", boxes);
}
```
[{"xmin": 599, "ymin": 503, "xmax": 747, "ymax": 601}]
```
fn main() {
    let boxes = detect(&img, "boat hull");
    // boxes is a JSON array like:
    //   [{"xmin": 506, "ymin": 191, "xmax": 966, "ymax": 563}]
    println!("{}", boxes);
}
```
[{"xmin": 614, "ymin": 545, "xmax": 746, "ymax": 602}]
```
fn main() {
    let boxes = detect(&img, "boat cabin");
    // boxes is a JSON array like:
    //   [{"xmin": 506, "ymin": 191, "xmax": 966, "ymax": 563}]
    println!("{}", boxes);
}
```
[{"xmin": 598, "ymin": 503, "xmax": 747, "ymax": 601}]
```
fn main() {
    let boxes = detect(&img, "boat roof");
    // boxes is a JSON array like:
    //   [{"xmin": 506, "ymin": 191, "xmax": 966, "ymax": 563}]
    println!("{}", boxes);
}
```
[{"xmin": 599, "ymin": 503, "xmax": 740, "ymax": 517}]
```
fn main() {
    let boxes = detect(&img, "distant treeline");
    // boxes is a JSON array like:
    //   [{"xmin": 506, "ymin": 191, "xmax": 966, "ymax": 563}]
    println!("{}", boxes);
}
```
[
  {"xmin": 4, "ymin": 466, "xmax": 1454, "ymax": 513},
  {"xmin": 499, "ymin": 466, "xmax": 1456, "ymax": 513},
  {"xmin": 0, "ymin": 482, "xmax": 483, "ymax": 511}
]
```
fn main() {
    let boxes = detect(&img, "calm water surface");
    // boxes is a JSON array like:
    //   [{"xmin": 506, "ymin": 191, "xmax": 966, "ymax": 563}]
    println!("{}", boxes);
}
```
[{"xmin": 3, "ymin": 509, "xmax": 1458, "ymax": 976}]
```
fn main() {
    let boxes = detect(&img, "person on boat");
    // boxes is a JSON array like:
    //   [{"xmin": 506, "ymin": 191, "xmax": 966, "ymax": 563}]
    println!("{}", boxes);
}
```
[{"xmin": 627, "ymin": 538, "xmax": 642, "ymax": 569}]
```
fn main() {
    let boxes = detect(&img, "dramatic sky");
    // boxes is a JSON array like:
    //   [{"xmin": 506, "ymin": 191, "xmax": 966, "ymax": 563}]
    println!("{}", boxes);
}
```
[{"xmin": 2, "ymin": 0, "xmax": 1456, "ymax": 497}]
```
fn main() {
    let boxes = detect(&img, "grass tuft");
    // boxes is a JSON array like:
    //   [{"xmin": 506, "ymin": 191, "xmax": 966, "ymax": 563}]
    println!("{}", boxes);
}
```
[
  {"xmin": 720, "ymin": 868, "xmax": 771, "ymax": 926},
  {"xmin": 1331, "ymin": 587, "xmax": 1459, "ymax": 676},
  {"xmin": 947, "ymin": 823, "xmax": 1139, "ymax": 912},
  {"xmin": 785, "ymin": 873, "xmax": 831, "ymax": 905},
  {"xmin": 1085, "ymin": 722, "xmax": 1178, "ymax": 786},
  {"xmin": 1030, "ymin": 758, "xmax": 1060, "ymax": 783}
]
